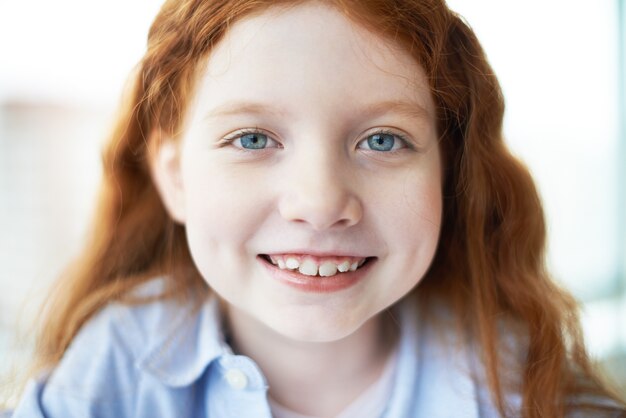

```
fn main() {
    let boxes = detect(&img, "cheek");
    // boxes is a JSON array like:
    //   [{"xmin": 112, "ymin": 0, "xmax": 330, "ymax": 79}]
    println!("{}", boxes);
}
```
[
  {"xmin": 402, "ymin": 176, "xmax": 443, "ymax": 233},
  {"xmin": 372, "ymin": 166, "xmax": 442, "ymax": 284},
  {"xmin": 180, "ymin": 160, "xmax": 275, "ymax": 285},
  {"xmin": 373, "ymin": 158, "xmax": 442, "ymax": 238},
  {"xmin": 182, "ymin": 162, "xmax": 268, "ymax": 238},
  {"xmin": 391, "ymin": 186, "xmax": 441, "ymax": 253},
  {"xmin": 402, "ymin": 151, "xmax": 443, "ymax": 244}
]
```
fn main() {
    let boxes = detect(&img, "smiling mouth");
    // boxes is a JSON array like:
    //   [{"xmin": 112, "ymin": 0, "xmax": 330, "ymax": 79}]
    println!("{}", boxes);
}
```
[{"xmin": 259, "ymin": 254, "xmax": 375, "ymax": 278}]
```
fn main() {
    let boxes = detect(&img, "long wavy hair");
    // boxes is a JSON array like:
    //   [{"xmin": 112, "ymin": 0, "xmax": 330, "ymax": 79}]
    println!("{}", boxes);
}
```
[{"xmin": 26, "ymin": 0, "xmax": 625, "ymax": 416}]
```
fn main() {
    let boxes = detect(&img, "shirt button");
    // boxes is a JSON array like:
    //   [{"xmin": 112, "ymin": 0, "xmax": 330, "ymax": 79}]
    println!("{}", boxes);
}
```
[{"xmin": 224, "ymin": 369, "xmax": 249, "ymax": 390}]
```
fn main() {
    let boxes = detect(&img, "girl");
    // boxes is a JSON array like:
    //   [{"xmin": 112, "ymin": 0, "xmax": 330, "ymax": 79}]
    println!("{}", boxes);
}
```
[{"xmin": 10, "ymin": 0, "xmax": 626, "ymax": 417}]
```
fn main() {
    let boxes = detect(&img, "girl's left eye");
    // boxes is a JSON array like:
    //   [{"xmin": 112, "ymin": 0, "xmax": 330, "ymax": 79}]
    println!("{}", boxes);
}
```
[
  {"xmin": 357, "ymin": 132, "xmax": 407, "ymax": 152},
  {"xmin": 230, "ymin": 131, "xmax": 280, "ymax": 150}
]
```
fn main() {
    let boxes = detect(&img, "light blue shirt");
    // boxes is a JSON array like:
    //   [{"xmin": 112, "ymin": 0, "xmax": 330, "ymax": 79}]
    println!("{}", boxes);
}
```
[{"xmin": 12, "ymin": 278, "xmax": 509, "ymax": 417}]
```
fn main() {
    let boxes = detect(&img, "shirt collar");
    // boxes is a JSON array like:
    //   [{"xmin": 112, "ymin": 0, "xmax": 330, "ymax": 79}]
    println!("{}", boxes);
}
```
[
  {"xmin": 383, "ymin": 295, "xmax": 421, "ymax": 416},
  {"xmin": 385, "ymin": 296, "xmax": 482, "ymax": 418},
  {"xmin": 137, "ymin": 295, "xmax": 229, "ymax": 387},
  {"xmin": 135, "ymin": 289, "xmax": 482, "ymax": 416}
]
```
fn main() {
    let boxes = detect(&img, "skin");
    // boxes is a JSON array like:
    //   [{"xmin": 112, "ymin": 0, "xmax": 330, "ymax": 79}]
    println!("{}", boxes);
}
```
[{"xmin": 152, "ymin": 2, "xmax": 442, "ymax": 415}]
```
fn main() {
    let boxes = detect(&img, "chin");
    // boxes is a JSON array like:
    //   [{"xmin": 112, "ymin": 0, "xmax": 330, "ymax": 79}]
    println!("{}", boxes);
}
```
[
  {"xmin": 262, "ymin": 306, "xmax": 371, "ymax": 344},
  {"xmin": 275, "ymin": 325, "xmax": 358, "ymax": 344}
]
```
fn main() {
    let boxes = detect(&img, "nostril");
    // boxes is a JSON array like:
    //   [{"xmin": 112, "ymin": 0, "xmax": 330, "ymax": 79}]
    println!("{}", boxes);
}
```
[{"xmin": 277, "ymin": 190, "xmax": 363, "ymax": 231}]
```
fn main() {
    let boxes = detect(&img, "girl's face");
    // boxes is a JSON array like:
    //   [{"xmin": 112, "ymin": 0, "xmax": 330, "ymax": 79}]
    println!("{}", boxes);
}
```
[{"xmin": 154, "ymin": 2, "xmax": 442, "ymax": 342}]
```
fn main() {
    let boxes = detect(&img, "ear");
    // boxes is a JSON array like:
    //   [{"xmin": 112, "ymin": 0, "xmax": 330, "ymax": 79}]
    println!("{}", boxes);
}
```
[{"xmin": 149, "ymin": 134, "xmax": 186, "ymax": 224}]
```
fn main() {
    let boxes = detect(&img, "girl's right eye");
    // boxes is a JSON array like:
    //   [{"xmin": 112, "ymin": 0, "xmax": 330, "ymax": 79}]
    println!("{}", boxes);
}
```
[{"xmin": 226, "ymin": 130, "xmax": 281, "ymax": 150}]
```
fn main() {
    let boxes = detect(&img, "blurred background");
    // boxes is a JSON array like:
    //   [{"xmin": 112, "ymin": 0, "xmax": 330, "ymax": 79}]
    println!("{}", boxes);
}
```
[{"xmin": 1, "ymin": 0, "xmax": 624, "ymax": 406}]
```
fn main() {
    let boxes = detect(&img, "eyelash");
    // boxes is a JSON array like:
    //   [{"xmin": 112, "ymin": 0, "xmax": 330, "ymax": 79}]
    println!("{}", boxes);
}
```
[
  {"xmin": 362, "ymin": 129, "xmax": 413, "ymax": 153},
  {"xmin": 219, "ymin": 128, "xmax": 414, "ymax": 152},
  {"xmin": 220, "ymin": 128, "xmax": 280, "ymax": 150}
]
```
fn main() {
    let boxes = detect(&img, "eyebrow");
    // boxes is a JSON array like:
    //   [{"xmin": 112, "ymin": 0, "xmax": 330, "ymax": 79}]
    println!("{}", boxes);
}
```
[
  {"xmin": 360, "ymin": 100, "xmax": 432, "ymax": 122},
  {"xmin": 204, "ymin": 99, "xmax": 432, "ymax": 121},
  {"xmin": 205, "ymin": 101, "xmax": 289, "ymax": 119}
]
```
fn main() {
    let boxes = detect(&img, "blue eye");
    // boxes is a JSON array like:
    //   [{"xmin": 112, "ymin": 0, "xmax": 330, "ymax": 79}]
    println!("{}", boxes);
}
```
[
  {"xmin": 239, "ymin": 132, "xmax": 268, "ymax": 149},
  {"xmin": 368, "ymin": 133, "xmax": 394, "ymax": 151},
  {"xmin": 359, "ymin": 132, "xmax": 406, "ymax": 152}
]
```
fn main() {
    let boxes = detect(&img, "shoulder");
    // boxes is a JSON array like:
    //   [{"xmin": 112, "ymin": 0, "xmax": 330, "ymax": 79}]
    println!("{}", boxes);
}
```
[
  {"xmin": 413, "ymin": 299, "xmax": 626, "ymax": 417},
  {"xmin": 403, "ymin": 297, "xmax": 527, "ymax": 417},
  {"xmin": 47, "ymin": 278, "xmax": 191, "ymax": 386},
  {"xmin": 13, "ymin": 277, "xmax": 199, "ymax": 417}
]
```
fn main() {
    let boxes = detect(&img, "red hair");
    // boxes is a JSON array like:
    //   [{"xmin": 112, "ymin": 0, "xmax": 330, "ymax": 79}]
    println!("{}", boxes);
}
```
[{"xmin": 28, "ymin": 1, "xmax": 625, "ymax": 416}]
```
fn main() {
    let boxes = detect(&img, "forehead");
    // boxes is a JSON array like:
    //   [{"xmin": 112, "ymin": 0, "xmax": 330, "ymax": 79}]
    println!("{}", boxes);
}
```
[{"xmin": 195, "ymin": 2, "xmax": 434, "ymax": 124}]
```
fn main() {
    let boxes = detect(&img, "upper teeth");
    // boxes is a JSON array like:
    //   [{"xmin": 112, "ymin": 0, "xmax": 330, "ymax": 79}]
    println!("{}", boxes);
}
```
[{"xmin": 268, "ymin": 255, "xmax": 367, "ymax": 277}]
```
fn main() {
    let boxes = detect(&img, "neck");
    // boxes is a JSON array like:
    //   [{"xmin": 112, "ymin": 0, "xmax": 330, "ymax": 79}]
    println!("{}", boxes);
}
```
[{"xmin": 225, "ymin": 306, "xmax": 399, "ymax": 417}]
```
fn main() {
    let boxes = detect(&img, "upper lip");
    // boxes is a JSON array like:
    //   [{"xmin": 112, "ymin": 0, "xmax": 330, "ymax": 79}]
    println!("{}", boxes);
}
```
[{"xmin": 260, "ymin": 249, "xmax": 374, "ymax": 258}]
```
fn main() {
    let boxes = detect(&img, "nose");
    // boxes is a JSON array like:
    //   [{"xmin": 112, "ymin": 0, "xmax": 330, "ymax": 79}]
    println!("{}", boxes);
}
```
[{"xmin": 278, "ymin": 151, "xmax": 363, "ymax": 231}]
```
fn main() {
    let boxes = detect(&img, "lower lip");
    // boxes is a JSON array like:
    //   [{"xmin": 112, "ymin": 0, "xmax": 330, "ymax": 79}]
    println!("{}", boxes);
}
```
[{"xmin": 258, "ymin": 256, "xmax": 374, "ymax": 293}]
